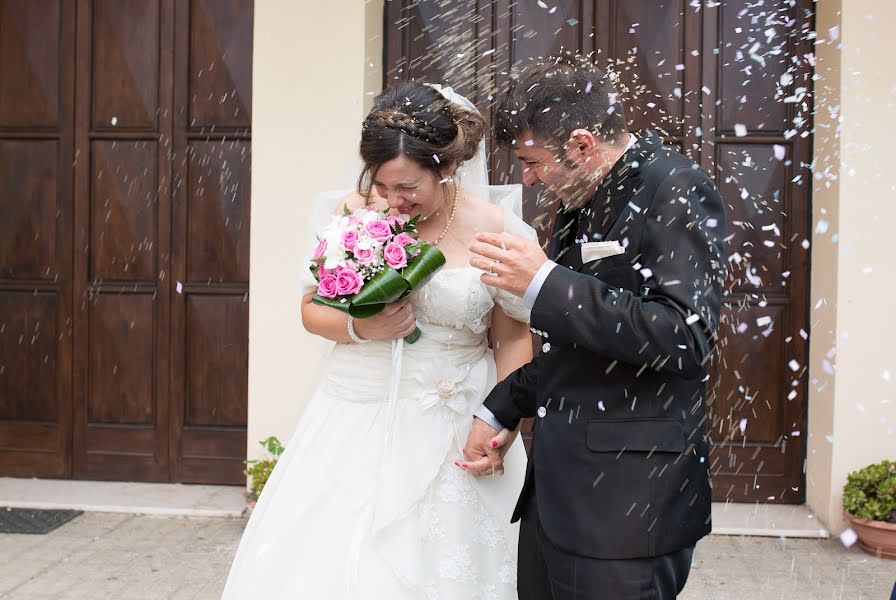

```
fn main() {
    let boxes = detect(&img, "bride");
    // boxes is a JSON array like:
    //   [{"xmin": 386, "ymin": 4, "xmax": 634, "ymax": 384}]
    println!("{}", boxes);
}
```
[{"xmin": 222, "ymin": 82, "xmax": 534, "ymax": 599}]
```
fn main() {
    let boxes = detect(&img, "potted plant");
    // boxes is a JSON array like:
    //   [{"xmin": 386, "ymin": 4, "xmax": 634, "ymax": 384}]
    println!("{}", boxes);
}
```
[
  {"xmin": 842, "ymin": 459, "xmax": 896, "ymax": 559},
  {"xmin": 243, "ymin": 436, "xmax": 285, "ymax": 509}
]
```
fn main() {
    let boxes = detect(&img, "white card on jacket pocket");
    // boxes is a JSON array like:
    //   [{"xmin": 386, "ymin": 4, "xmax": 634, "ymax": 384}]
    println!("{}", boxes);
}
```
[{"xmin": 580, "ymin": 240, "xmax": 625, "ymax": 263}]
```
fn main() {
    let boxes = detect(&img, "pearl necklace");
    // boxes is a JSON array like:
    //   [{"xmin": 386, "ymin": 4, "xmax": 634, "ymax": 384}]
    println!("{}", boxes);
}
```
[{"xmin": 424, "ymin": 184, "xmax": 459, "ymax": 246}]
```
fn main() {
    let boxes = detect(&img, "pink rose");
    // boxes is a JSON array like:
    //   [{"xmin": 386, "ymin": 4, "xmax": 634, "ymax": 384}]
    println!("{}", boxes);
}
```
[
  {"xmin": 387, "ymin": 214, "xmax": 410, "ymax": 230},
  {"xmin": 347, "ymin": 214, "xmax": 361, "ymax": 226},
  {"xmin": 317, "ymin": 276, "xmax": 338, "ymax": 298},
  {"xmin": 353, "ymin": 244, "xmax": 376, "ymax": 264},
  {"xmin": 394, "ymin": 232, "xmax": 416, "ymax": 247},
  {"xmin": 313, "ymin": 238, "xmax": 327, "ymax": 259},
  {"xmin": 335, "ymin": 269, "xmax": 364, "ymax": 296},
  {"xmin": 317, "ymin": 265, "xmax": 334, "ymax": 279},
  {"xmin": 384, "ymin": 242, "xmax": 408, "ymax": 269},
  {"xmin": 341, "ymin": 229, "xmax": 360, "ymax": 251},
  {"xmin": 365, "ymin": 219, "xmax": 392, "ymax": 242}
]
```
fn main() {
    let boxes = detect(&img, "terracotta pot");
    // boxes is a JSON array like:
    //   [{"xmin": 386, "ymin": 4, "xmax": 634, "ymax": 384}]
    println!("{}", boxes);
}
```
[{"xmin": 845, "ymin": 512, "xmax": 896, "ymax": 559}]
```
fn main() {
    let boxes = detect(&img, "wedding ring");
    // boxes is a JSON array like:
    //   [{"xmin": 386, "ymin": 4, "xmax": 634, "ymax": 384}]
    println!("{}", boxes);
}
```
[{"xmin": 488, "ymin": 259, "xmax": 499, "ymax": 277}]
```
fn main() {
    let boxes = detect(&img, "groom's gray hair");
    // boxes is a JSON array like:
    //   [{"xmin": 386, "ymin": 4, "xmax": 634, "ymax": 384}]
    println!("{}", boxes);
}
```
[{"xmin": 495, "ymin": 52, "xmax": 628, "ymax": 152}]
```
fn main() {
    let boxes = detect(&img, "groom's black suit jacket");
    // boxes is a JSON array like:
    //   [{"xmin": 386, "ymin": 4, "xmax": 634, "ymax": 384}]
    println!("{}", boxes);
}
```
[{"xmin": 484, "ymin": 132, "xmax": 726, "ymax": 560}]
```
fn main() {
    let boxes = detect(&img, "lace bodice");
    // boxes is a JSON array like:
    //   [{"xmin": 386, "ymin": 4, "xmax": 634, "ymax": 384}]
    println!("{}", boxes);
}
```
[{"xmin": 411, "ymin": 267, "xmax": 530, "ymax": 335}]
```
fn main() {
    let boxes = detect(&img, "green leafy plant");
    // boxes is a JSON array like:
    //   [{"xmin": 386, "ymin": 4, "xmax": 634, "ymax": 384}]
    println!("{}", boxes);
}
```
[
  {"xmin": 244, "ymin": 436, "xmax": 285, "ymax": 501},
  {"xmin": 842, "ymin": 459, "xmax": 896, "ymax": 522}
]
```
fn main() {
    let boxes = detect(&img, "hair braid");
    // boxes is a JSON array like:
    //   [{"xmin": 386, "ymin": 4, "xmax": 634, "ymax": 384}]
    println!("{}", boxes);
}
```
[{"xmin": 365, "ymin": 110, "xmax": 445, "ymax": 144}]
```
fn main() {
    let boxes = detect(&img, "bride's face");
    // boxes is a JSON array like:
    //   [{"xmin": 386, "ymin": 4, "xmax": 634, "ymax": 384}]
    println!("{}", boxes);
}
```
[{"xmin": 371, "ymin": 155, "xmax": 451, "ymax": 219}]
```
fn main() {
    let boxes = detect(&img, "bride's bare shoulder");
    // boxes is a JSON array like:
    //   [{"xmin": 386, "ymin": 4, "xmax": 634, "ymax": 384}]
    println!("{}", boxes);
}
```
[{"xmin": 462, "ymin": 193, "xmax": 505, "ymax": 234}]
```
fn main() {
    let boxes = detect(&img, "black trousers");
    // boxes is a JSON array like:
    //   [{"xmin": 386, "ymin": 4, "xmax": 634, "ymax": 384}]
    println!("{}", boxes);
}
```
[{"xmin": 518, "ymin": 498, "xmax": 694, "ymax": 600}]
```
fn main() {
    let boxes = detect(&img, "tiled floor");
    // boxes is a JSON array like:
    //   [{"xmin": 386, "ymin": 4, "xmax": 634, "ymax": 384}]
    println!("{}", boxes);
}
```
[
  {"xmin": 1, "ymin": 512, "xmax": 892, "ymax": 599},
  {"xmin": 0, "ymin": 512, "xmax": 243, "ymax": 599}
]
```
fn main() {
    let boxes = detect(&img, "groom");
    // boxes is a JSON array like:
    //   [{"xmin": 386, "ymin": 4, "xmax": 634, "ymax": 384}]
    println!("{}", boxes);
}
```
[{"xmin": 460, "ymin": 54, "xmax": 726, "ymax": 599}]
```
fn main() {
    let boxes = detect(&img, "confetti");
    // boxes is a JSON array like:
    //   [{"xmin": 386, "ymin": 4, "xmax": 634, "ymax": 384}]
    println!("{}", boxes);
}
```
[
  {"xmin": 734, "ymin": 124, "xmax": 747, "ymax": 137},
  {"xmin": 176, "ymin": 281, "xmax": 183, "ymax": 294},
  {"xmin": 839, "ymin": 528, "xmax": 858, "ymax": 548}
]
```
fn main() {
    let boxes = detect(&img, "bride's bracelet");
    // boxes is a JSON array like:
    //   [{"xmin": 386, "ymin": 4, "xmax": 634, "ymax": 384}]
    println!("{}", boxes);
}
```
[{"xmin": 346, "ymin": 316, "xmax": 369, "ymax": 344}]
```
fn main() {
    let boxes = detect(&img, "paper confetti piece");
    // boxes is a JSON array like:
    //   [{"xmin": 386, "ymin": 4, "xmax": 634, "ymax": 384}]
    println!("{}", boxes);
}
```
[{"xmin": 839, "ymin": 528, "xmax": 857, "ymax": 548}]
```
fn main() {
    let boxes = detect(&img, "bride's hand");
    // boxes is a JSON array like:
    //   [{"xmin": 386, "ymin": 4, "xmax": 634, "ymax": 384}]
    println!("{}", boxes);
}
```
[{"xmin": 351, "ymin": 300, "xmax": 417, "ymax": 341}]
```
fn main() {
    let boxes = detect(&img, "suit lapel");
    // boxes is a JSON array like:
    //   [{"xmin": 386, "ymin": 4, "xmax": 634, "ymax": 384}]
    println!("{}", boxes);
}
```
[
  {"xmin": 548, "ymin": 205, "xmax": 579, "ymax": 265},
  {"xmin": 578, "ymin": 132, "xmax": 662, "ymax": 253}
]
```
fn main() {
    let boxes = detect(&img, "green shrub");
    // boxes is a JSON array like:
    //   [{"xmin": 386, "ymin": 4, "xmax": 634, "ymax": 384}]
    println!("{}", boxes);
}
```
[
  {"xmin": 244, "ymin": 436, "xmax": 285, "ymax": 501},
  {"xmin": 842, "ymin": 459, "xmax": 896, "ymax": 522}
]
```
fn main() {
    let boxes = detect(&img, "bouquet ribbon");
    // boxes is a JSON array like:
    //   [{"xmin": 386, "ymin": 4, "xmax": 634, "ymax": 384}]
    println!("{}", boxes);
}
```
[{"xmin": 311, "ymin": 243, "xmax": 445, "ymax": 343}]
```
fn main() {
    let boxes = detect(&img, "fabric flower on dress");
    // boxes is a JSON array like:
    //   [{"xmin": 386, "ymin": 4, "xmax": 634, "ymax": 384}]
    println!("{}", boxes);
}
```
[{"xmin": 416, "ymin": 359, "xmax": 477, "ymax": 418}]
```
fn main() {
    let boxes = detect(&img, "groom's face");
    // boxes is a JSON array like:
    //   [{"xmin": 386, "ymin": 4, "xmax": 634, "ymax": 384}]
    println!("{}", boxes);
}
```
[{"xmin": 514, "ymin": 133, "xmax": 591, "ymax": 203}]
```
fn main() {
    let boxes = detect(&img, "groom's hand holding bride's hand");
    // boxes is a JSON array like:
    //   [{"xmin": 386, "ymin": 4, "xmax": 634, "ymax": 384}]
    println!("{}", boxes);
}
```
[
  {"xmin": 469, "ymin": 232, "xmax": 549, "ymax": 297},
  {"xmin": 456, "ymin": 417, "xmax": 514, "ymax": 477}
]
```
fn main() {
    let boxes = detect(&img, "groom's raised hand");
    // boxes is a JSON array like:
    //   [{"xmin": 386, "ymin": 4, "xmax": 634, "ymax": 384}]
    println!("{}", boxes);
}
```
[
  {"xmin": 456, "ymin": 417, "xmax": 513, "ymax": 477},
  {"xmin": 469, "ymin": 232, "xmax": 548, "ymax": 297}
]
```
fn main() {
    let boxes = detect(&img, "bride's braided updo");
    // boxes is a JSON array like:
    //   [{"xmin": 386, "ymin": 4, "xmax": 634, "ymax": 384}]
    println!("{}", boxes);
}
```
[{"xmin": 358, "ymin": 82, "xmax": 486, "ymax": 196}]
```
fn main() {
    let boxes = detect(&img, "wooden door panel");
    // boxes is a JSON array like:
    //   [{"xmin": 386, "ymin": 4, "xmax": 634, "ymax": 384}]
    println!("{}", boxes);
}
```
[
  {"xmin": 705, "ymin": 1, "xmax": 812, "ymax": 503},
  {"xmin": 2, "ymin": 0, "xmax": 252, "ymax": 483},
  {"xmin": 186, "ymin": 141, "xmax": 250, "ymax": 283},
  {"xmin": 180, "ymin": 295, "xmax": 247, "ymax": 483},
  {"xmin": 89, "ymin": 141, "xmax": 158, "ymax": 281},
  {"xmin": 91, "ymin": 0, "xmax": 160, "ymax": 130},
  {"xmin": 718, "ymin": 1, "xmax": 790, "ymax": 133},
  {"xmin": 0, "ymin": 0, "xmax": 61, "ymax": 128},
  {"xmin": 711, "ymin": 304, "xmax": 788, "ymax": 442},
  {"xmin": 607, "ymin": 0, "xmax": 687, "ymax": 136},
  {"xmin": 716, "ymin": 143, "xmax": 789, "ymax": 292},
  {"xmin": 0, "ymin": 0, "xmax": 74, "ymax": 478},
  {"xmin": 72, "ymin": 0, "xmax": 169, "ymax": 482},
  {"xmin": 188, "ymin": 0, "xmax": 253, "ymax": 128},
  {"xmin": 87, "ymin": 294, "xmax": 155, "ymax": 424},
  {"xmin": 171, "ymin": 0, "xmax": 252, "ymax": 484},
  {"xmin": 0, "ymin": 292, "xmax": 58, "ymax": 422},
  {"xmin": 185, "ymin": 296, "xmax": 248, "ymax": 427},
  {"xmin": 0, "ymin": 141, "xmax": 59, "ymax": 278},
  {"xmin": 507, "ymin": 1, "xmax": 585, "ymax": 70}
]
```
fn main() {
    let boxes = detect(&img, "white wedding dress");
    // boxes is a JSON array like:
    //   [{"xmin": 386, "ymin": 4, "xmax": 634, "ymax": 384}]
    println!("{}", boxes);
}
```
[{"xmin": 222, "ymin": 266, "xmax": 529, "ymax": 600}]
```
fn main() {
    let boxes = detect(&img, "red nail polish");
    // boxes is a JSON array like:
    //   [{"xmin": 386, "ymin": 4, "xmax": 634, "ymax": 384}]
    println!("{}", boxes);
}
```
[{"xmin": 490, "ymin": 441, "xmax": 498, "ymax": 448}]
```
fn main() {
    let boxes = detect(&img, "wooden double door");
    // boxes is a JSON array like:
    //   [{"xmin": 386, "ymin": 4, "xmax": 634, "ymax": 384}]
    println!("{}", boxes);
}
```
[
  {"xmin": 385, "ymin": 0, "xmax": 814, "ymax": 503},
  {"xmin": 0, "ymin": 0, "xmax": 253, "ymax": 484}
]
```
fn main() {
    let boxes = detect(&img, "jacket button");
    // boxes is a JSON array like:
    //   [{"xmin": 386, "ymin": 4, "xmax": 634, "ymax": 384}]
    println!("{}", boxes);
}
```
[{"xmin": 537, "ymin": 407, "xmax": 547, "ymax": 418}]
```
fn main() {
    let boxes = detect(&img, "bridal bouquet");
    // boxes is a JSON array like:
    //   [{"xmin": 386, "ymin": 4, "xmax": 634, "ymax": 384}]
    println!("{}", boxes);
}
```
[{"xmin": 308, "ymin": 207, "xmax": 445, "ymax": 343}]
